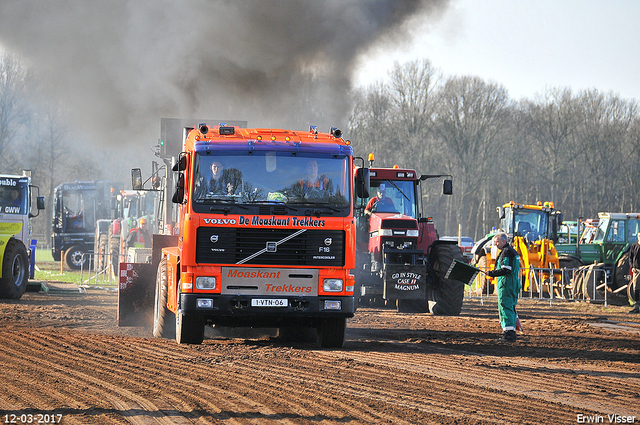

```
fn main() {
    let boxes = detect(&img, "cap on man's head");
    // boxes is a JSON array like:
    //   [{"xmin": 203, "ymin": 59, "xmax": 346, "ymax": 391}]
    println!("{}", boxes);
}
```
[{"xmin": 139, "ymin": 217, "xmax": 147, "ymax": 225}]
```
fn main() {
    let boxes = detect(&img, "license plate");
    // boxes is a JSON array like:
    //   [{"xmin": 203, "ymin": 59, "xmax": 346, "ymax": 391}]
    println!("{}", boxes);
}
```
[{"xmin": 251, "ymin": 298, "xmax": 288, "ymax": 307}]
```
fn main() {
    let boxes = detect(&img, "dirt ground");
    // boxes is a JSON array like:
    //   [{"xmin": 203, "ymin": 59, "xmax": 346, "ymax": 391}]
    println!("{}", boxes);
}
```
[{"xmin": 1, "ymin": 282, "xmax": 639, "ymax": 425}]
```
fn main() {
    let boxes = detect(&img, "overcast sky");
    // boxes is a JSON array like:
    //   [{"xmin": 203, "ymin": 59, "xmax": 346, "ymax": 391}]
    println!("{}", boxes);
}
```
[{"xmin": 355, "ymin": 0, "xmax": 640, "ymax": 101}]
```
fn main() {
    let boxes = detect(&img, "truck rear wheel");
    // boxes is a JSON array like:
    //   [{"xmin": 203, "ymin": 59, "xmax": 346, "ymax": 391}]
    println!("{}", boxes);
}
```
[
  {"xmin": 316, "ymin": 317, "xmax": 346, "ymax": 348},
  {"xmin": 428, "ymin": 243, "xmax": 465, "ymax": 316},
  {"xmin": 65, "ymin": 245, "xmax": 88, "ymax": 270},
  {"xmin": 0, "ymin": 239, "xmax": 29, "ymax": 299},
  {"xmin": 153, "ymin": 258, "xmax": 175, "ymax": 339}
]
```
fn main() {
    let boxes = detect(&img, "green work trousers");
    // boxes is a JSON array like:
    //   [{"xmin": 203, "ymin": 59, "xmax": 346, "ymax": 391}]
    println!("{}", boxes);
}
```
[{"xmin": 497, "ymin": 275, "xmax": 520, "ymax": 330}]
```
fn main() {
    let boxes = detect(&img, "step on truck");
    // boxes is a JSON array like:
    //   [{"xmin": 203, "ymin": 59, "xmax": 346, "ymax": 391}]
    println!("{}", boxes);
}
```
[
  {"xmin": 146, "ymin": 124, "xmax": 361, "ymax": 347},
  {"xmin": 353, "ymin": 154, "xmax": 466, "ymax": 315},
  {"xmin": 0, "ymin": 173, "xmax": 45, "ymax": 299}
]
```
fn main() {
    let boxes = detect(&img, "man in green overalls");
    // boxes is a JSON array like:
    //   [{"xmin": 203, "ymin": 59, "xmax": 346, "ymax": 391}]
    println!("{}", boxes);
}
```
[{"xmin": 486, "ymin": 232, "xmax": 520, "ymax": 342}]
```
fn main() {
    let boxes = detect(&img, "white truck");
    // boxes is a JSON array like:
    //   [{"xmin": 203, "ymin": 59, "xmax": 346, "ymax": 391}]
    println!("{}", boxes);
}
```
[{"xmin": 0, "ymin": 173, "xmax": 45, "ymax": 299}]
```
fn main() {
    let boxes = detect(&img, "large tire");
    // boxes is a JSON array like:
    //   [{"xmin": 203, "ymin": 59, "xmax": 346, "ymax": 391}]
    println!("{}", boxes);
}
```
[
  {"xmin": 153, "ymin": 258, "xmax": 175, "ymax": 339},
  {"xmin": 581, "ymin": 263, "xmax": 605, "ymax": 300},
  {"xmin": 65, "ymin": 245, "xmax": 88, "ymax": 270},
  {"xmin": 316, "ymin": 317, "xmax": 346, "ymax": 348},
  {"xmin": 0, "ymin": 240, "xmax": 29, "ymax": 299},
  {"xmin": 559, "ymin": 256, "xmax": 583, "ymax": 299},
  {"xmin": 476, "ymin": 256, "xmax": 494, "ymax": 295},
  {"xmin": 613, "ymin": 252, "xmax": 630, "ymax": 292},
  {"xmin": 94, "ymin": 234, "xmax": 108, "ymax": 272},
  {"xmin": 109, "ymin": 235, "xmax": 120, "ymax": 278},
  {"xmin": 429, "ymin": 243, "xmax": 465, "ymax": 316}
]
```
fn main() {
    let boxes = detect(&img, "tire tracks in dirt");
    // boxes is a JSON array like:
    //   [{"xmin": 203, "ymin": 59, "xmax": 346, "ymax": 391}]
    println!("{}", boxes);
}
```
[{"xmin": 323, "ymin": 341, "xmax": 640, "ymax": 419}]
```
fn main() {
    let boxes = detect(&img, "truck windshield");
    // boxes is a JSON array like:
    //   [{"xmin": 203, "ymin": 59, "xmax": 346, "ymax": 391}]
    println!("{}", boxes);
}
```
[
  {"xmin": 592, "ymin": 219, "xmax": 608, "ymax": 243},
  {"xmin": 504, "ymin": 209, "xmax": 549, "ymax": 241},
  {"xmin": 360, "ymin": 180, "xmax": 417, "ymax": 218},
  {"xmin": 0, "ymin": 178, "xmax": 28, "ymax": 215},
  {"xmin": 192, "ymin": 152, "xmax": 350, "ymax": 210}
]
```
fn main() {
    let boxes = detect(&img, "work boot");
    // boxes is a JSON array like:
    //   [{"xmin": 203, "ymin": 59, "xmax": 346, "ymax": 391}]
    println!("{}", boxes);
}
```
[
  {"xmin": 629, "ymin": 304, "xmax": 640, "ymax": 314},
  {"xmin": 498, "ymin": 330, "xmax": 517, "ymax": 342}
]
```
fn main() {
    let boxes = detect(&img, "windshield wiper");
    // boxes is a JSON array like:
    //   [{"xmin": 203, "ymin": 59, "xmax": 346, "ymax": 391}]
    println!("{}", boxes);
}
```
[
  {"xmin": 384, "ymin": 179, "xmax": 411, "ymax": 203},
  {"xmin": 196, "ymin": 198, "xmax": 249, "ymax": 212},
  {"xmin": 288, "ymin": 202, "xmax": 344, "ymax": 216},
  {"xmin": 245, "ymin": 200, "xmax": 299, "ymax": 213}
]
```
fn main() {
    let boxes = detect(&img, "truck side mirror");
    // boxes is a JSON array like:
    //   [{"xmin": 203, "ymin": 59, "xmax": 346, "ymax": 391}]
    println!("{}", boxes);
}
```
[
  {"xmin": 443, "ymin": 179, "xmax": 453, "ymax": 195},
  {"xmin": 131, "ymin": 168, "xmax": 143, "ymax": 190},
  {"xmin": 355, "ymin": 168, "xmax": 370, "ymax": 199},
  {"xmin": 36, "ymin": 196, "xmax": 45, "ymax": 210},
  {"xmin": 497, "ymin": 206, "xmax": 505, "ymax": 219},
  {"xmin": 172, "ymin": 155, "xmax": 187, "ymax": 172},
  {"xmin": 172, "ymin": 173, "xmax": 185, "ymax": 204}
]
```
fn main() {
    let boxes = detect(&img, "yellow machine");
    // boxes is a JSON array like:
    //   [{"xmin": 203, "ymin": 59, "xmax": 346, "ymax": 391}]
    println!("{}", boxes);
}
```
[{"xmin": 471, "ymin": 201, "xmax": 565, "ymax": 296}]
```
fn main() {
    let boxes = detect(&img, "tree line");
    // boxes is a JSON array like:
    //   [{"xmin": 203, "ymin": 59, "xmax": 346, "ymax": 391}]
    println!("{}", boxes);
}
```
[{"xmin": 347, "ymin": 59, "xmax": 640, "ymax": 240}]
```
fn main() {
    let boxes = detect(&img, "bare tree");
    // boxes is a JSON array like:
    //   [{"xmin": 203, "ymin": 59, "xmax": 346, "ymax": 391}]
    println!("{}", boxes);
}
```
[
  {"xmin": 0, "ymin": 53, "xmax": 28, "ymax": 167},
  {"xmin": 432, "ymin": 75, "xmax": 511, "ymax": 236}
]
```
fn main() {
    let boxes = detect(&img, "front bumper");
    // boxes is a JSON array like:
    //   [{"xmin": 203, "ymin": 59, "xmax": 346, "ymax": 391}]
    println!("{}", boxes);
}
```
[{"xmin": 180, "ymin": 293, "xmax": 355, "ymax": 327}]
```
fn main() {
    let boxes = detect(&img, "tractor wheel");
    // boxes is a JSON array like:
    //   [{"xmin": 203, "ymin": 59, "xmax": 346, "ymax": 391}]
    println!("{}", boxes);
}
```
[
  {"xmin": 95, "ymin": 234, "xmax": 108, "ymax": 272},
  {"xmin": 316, "ymin": 317, "xmax": 347, "ymax": 348},
  {"xmin": 64, "ymin": 245, "xmax": 88, "ymax": 270},
  {"xmin": 278, "ymin": 327, "xmax": 317, "ymax": 343},
  {"xmin": 109, "ymin": 235, "xmax": 120, "ymax": 277},
  {"xmin": 558, "ymin": 256, "xmax": 583, "ymax": 299},
  {"xmin": 428, "ymin": 243, "xmax": 465, "ymax": 316},
  {"xmin": 476, "ymin": 256, "xmax": 494, "ymax": 295},
  {"xmin": 613, "ymin": 252, "xmax": 630, "ymax": 293},
  {"xmin": 153, "ymin": 258, "xmax": 175, "ymax": 339},
  {"xmin": 0, "ymin": 239, "xmax": 29, "ymax": 299},
  {"xmin": 580, "ymin": 263, "xmax": 605, "ymax": 300},
  {"xmin": 572, "ymin": 266, "xmax": 586, "ymax": 299}
]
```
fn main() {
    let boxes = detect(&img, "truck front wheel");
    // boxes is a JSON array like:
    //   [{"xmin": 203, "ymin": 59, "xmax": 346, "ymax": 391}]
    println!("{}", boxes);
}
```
[
  {"xmin": 153, "ymin": 258, "xmax": 175, "ymax": 339},
  {"xmin": 316, "ymin": 317, "xmax": 346, "ymax": 348},
  {"xmin": 0, "ymin": 239, "xmax": 29, "ymax": 299}
]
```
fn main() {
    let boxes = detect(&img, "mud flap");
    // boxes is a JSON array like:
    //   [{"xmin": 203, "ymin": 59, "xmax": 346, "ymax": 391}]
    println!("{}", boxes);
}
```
[
  {"xmin": 118, "ymin": 263, "xmax": 156, "ymax": 327},
  {"xmin": 383, "ymin": 264, "xmax": 426, "ymax": 300}
]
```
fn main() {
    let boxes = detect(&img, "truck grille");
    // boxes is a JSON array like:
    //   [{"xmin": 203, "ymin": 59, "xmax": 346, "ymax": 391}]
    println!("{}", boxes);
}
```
[{"xmin": 196, "ymin": 227, "xmax": 345, "ymax": 266}]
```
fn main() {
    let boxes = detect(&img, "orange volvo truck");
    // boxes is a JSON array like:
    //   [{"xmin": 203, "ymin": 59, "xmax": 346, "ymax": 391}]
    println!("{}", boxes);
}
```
[{"xmin": 144, "ymin": 124, "xmax": 363, "ymax": 347}]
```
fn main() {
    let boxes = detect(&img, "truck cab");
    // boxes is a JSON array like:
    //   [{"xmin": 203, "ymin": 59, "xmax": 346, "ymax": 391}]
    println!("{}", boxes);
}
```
[{"xmin": 0, "ymin": 174, "xmax": 45, "ymax": 299}]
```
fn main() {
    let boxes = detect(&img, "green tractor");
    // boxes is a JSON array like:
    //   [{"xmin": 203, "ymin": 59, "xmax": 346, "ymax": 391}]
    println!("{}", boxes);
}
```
[{"xmin": 555, "ymin": 212, "xmax": 640, "ymax": 303}]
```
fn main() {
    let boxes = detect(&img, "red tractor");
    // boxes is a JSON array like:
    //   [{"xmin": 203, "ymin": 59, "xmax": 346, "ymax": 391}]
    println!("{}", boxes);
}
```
[{"xmin": 354, "ymin": 155, "xmax": 465, "ymax": 315}]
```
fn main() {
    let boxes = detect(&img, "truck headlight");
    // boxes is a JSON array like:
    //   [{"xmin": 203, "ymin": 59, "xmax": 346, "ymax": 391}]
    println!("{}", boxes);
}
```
[
  {"xmin": 407, "ymin": 230, "xmax": 419, "ymax": 237},
  {"xmin": 196, "ymin": 276, "xmax": 217, "ymax": 290},
  {"xmin": 378, "ymin": 229, "xmax": 393, "ymax": 236},
  {"xmin": 323, "ymin": 278, "xmax": 343, "ymax": 292}
]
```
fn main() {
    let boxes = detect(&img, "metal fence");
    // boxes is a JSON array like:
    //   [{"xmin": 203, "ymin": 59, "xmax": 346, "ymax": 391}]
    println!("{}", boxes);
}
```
[{"xmin": 467, "ymin": 266, "xmax": 625, "ymax": 307}]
